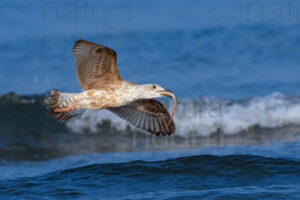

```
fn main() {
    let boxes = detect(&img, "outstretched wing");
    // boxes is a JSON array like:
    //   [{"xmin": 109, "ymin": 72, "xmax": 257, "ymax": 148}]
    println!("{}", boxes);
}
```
[
  {"xmin": 108, "ymin": 99, "xmax": 176, "ymax": 136},
  {"xmin": 72, "ymin": 39, "xmax": 122, "ymax": 90}
]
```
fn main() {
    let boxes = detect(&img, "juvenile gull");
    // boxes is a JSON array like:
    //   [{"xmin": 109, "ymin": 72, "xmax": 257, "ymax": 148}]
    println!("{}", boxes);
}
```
[{"xmin": 48, "ymin": 39, "xmax": 176, "ymax": 136}]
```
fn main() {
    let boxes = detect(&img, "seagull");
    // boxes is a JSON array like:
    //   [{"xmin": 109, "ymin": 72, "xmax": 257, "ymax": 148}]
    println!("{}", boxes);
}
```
[{"xmin": 48, "ymin": 39, "xmax": 176, "ymax": 136}]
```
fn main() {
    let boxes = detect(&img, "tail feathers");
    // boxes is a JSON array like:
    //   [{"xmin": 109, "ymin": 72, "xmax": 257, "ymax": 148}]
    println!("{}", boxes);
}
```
[{"xmin": 47, "ymin": 90, "xmax": 84, "ymax": 120}]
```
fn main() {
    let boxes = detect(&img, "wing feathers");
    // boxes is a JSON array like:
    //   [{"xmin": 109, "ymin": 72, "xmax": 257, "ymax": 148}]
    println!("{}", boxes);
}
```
[
  {"xmin": 143, "ymin": 115, "xmax": 149, "ymax": 131},
  {"xmin": 157, "ymin": 118, "xmax": 166, "ymax": 136},
  {"xmin": 149, "ymin": 117, "xmax": 155, "ymax": 133},
  {"xmin": 132, "ymin": 113, "xmax": 141, "ymax": 126},
  {"xmin": 138, "ymin": 114, "xmax": 146, "ymax": 129},
  {"xmin": 153, "ymin": 118, "xmax": 160, "ymax": 135},
  {"xmin": 108, "ymin": 99, "xmax": 175, "ymax": 135},
  {"xmin": 72, "ymin": 39, "xmax": 122, "ymax": 90}
]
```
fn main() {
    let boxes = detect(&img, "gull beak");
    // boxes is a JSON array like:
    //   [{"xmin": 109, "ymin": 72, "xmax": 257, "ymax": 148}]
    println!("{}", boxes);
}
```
[{"xmin": 158, "ymin": 89, "xmax": 177, "ymax": 127}]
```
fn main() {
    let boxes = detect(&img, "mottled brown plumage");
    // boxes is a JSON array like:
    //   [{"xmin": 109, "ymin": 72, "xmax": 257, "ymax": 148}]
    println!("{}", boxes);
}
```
[
  {"xmin": 48, "ymin": 39, "xmax": 177, "ymax": 136},
  {"xmin": 72, "ymin": 39, "xmax": 122, "ymax": 90}
]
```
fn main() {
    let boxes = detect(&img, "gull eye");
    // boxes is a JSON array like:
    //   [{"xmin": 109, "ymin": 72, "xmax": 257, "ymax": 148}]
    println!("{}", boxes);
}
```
[{"xmin": 152, "ymin": 85, "xmax": 156, "ymax": 89}]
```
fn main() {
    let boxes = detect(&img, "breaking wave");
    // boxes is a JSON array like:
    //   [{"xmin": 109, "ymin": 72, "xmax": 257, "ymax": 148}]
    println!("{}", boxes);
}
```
[
  {"xmin": 2, "ymin": 92, "xmax": 300, "ymax": 137},
  {"xmin": 2, "ymin": 92, "xmax": 300, "ymax": 161},
  {"xmin": 66, "ymin": 92, "xmax": 300, "ymax": 136}
]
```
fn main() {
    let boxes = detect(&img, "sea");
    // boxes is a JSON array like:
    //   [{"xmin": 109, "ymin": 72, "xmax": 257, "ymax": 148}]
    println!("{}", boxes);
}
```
[{"xmin": 1, "ymin": 0, "xmax": 300, "ymax": 199}]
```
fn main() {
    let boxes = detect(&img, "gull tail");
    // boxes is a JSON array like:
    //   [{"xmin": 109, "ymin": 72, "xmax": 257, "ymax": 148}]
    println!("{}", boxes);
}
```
[{"xmin": 47, "ymin": 90, "xmax": 84, "ymax": 120}]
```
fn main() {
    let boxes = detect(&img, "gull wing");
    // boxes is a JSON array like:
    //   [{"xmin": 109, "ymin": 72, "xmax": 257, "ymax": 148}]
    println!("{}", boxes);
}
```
[
  {"xmin": 108, "ymin": 99, "xmax": 176, "ymax": 136},
  {"xmin": 72, "ymin": 39, "xmax": 122, "ymax": 90}
]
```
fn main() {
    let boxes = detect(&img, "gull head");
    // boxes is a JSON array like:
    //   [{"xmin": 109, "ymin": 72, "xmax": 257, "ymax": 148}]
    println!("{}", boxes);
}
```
[
  {"xmin": 137, "ymin": 84, "xmax": 170, "ymax": 99},
  {"xmin": 138, "ymin": 84, "xmax": 177, "ymax": 126}
]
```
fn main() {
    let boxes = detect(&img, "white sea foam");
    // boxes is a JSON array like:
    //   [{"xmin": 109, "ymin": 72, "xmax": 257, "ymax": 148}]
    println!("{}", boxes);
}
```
[{"xmin": 66, "ymin": 93, "xmax": 300, "ymax": 137}]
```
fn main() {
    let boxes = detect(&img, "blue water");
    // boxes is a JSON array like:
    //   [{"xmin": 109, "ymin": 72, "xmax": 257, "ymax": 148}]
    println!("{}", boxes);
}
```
[
  {"xmin": 1, "ymin": 0, "xmax": 300, "ymax": 199},
  {"xmin": 1, "ymin": 142, "xmax": 300, "ymax": 199},
  {"xmin": 2, "ymin": 0, "xmax": 300, "ymax": 98}
]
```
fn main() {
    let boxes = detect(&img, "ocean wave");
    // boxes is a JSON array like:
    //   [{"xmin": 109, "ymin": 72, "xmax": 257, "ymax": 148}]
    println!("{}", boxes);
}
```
[
  {"xmin": 1, "ymin": 154, "xmax": 299, "ymax": 200},
  {"xmin": 2, "ymin": 91, "xmax": 300, "ymax": 162},
  {"xmin": 65, "ymin": 92, "xmax": 300, "ymax": 136},
  {"xmin": 2, "ymin": 92, "xmax": 300, "ymax": 137},
  {"xmin": 55, "ymin": 154, "xmax": 300, "ymax": 178}
]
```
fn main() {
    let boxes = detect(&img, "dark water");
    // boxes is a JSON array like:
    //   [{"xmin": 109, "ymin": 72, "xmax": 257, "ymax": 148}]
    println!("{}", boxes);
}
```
[
  {"xmin": 1, "ymin": 151, "xmax": 300, "ymax": 199},
  {"xmin": 2, "ymin": 0, "xmax": 300, "ymax": 199}
]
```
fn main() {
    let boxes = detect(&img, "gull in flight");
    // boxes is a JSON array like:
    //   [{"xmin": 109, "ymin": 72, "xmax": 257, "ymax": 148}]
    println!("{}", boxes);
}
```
[{"xmin": 48, "ymin": 39, "xmax": 176, "ymax": 136}]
